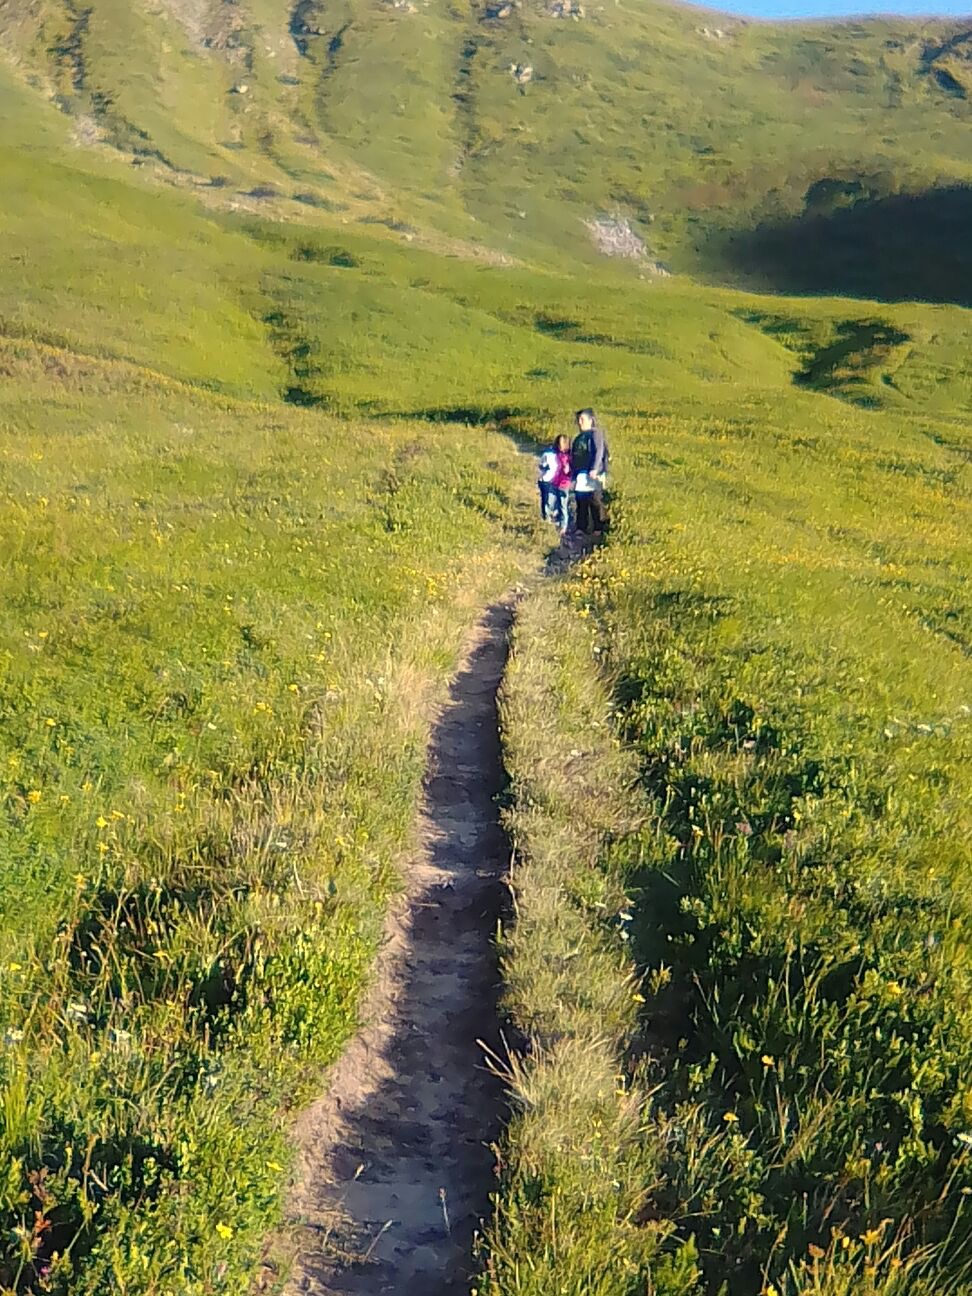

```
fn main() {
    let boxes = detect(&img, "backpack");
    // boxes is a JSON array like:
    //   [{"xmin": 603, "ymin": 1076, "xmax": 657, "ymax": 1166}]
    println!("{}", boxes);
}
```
[{"xmin": 571, "ymin": 429, "xmax": 595, "ymax": 475}]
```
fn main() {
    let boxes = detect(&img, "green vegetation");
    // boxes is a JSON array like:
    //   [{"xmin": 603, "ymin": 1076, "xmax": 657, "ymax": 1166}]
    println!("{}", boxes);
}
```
[
  {"xmin": 0, "ymin": 338, "xmax": 537, "ymax": 1292},
  {"xmin": 602, "ymin": 386, "xmax": 971, "ymax": 1291},
  {"xmin": 2, "ymin": 0, "xmax": 972, "ymax": 283},
  {"xmin": 491, "ymin": 371, "xmax": 971, "ymax": 1293},
  {"xmin": 485, "ymin": 580, "xmax": 660, "ymax": 1294},
  {"xmin": 0, "ymin": 0, "xmax": 971, "ymax": 1291}
]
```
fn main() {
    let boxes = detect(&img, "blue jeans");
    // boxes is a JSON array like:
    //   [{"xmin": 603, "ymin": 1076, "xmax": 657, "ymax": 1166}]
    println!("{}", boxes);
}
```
[
  {"xmin": 549, "ymin": 488, "xmax": 570, "ymax": 531},
  {"xmin": 539, "ymin": 481, "xmax": 553, "ymax": 520}
]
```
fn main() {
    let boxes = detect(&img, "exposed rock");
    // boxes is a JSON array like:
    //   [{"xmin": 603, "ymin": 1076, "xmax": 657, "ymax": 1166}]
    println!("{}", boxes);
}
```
[
  {"xmin": 585, "ymin": 214, "xmax": 671, "ymax": 274},
  {"xmin": 71, "ymin": 114, "xmax": 102, "ymax": 147},
  {"xmin": 697, "ymin": 25, "xmax": 728, "ymax": 39},
  {"xmin": 549, "ymin": 0, "xmax": 584, "ymax": 17},
  {"xmin": 159, "ymin": 0, "xmax": 245, "ymax": 57},
  {"xmin": 585, "ymin": 214, "xmax": 645, "ymax": 258},
  {"xmin": 509, "ymin": 61, "xmax": 533, "ymax": 85}
]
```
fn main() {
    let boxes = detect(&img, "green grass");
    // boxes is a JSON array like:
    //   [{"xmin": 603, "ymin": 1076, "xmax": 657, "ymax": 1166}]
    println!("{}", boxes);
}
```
[
  {"xmin": 607, "ymin": 387, "xmax": 972, "ymax": 1289},
  {"xmin": 0, "ymin": 337, "xmax": 540, "ymax": 1293},
  {"xmin": 483, "ymin": 579, "xmax": 674, "ymax": 1296},
  {"xmin": 0, "ymin": 1, "xmax": 971, "ymax": 1290},
  {"xmin": 489, "ymin": 372, "xmax": 971, "ymax": 1293},
  {"xmin": 3, "ymin": 0, "xmax": 972, "ymax": 280},
  {"xmin": 0, "ymin": 147, "xmax": 284, "ymax": 397}
]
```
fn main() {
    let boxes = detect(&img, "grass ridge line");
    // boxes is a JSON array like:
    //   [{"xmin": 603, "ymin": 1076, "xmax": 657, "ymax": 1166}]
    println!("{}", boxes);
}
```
[{"xmin": 0, "ymin": 332, "xmax": 281, "ymax": 413}]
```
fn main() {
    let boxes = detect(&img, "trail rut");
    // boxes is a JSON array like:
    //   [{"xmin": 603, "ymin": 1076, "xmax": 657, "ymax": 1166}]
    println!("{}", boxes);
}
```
[{"xmin": 285, "ymin": 600, "xmax": 515, "ymax": 1295}]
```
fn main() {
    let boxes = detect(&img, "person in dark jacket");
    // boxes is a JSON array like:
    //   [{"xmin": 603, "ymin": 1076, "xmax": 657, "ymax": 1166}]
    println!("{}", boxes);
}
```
[{"xmin": 571, "ymin": 408, "xmax": 609, "ymax": 535}]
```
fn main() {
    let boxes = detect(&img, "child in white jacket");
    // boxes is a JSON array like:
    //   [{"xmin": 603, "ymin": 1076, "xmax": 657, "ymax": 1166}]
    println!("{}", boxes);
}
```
[{"xmin": 537, "ymin": 445, "xmax": 558, "ymax": 521}]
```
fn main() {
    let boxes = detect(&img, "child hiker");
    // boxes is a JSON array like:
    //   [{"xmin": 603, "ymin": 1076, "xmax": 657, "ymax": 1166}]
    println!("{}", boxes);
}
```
[
  {"xmin": 547, "ymin": 433, "xmax": 573, "ymax": 538},
  {"xmin": 537, "ymin": 442, "xmax": 558, "ymax": 521}
]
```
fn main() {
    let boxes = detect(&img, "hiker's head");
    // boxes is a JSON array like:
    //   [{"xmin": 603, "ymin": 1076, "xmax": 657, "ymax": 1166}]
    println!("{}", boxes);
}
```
[
  {"xmin": 575, "ymin": 408, "xmax": 596, "ymax": 432},
  {"xmin": 554, "ymin": 433, "xmax": 570, "ymax": 452}
]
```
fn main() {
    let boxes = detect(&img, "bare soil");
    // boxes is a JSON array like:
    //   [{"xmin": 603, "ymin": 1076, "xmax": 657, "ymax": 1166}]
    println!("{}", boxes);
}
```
[{"xmin": 284, "ymin": 600, "xmax": 515, "ymax": 1296}]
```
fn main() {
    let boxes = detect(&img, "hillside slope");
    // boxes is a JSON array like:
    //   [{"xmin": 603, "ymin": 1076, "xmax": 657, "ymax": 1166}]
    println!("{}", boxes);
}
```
[
  {"xmin": 1, "ymin": 0, "xmax": 971, "ymax": 287},
  {"xmin": 1, "ymin": 1, "xmax": 971, "ymax": 1293}
]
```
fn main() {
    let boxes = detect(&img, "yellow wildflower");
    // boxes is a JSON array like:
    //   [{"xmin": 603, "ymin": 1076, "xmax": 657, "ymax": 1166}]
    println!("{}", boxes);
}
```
[
  {"xmin": 723, "ymin": 1111, "xmax": 739, "ymax": 1124},
  {"xmin": 26, "ymin": 790, "xmax": 42, "ymax": 805}
]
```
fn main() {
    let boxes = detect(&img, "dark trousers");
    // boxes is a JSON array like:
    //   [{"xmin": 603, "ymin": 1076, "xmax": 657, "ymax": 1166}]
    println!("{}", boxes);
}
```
[
  {"xmin": 576, "ymin": 489, "xmax": 604, "ymax": 534},
  {"xmin": 538, "ymin": 482, "xmax": 553, "ymax": 520}
]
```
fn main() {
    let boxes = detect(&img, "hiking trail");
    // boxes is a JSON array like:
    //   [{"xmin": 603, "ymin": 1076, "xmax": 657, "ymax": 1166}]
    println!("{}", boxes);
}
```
[{"xmin": 283, "ymin": 599, "xmax": 516, "ymax": 1296}]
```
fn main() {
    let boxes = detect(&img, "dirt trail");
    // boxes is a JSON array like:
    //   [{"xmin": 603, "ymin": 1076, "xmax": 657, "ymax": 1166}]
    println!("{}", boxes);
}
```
[{"xmin": 285, "ymin": 600, "xmax": 515, "ymax": 1296}]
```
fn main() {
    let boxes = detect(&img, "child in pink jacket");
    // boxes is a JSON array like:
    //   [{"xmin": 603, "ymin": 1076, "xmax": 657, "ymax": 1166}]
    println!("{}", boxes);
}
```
[{"xmin": 548, "ymin": 434, "xmax": 573, "ymax": 537}]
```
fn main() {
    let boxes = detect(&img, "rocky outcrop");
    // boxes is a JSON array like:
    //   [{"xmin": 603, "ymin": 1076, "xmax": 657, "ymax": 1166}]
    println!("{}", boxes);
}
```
[
  {"xmin": 585, "ymin": 214, "xmax": 671, "ymax": 273},
  {"xmin": 549, "ymin": 0, "xmax": 584, "ymax": 18},
  {"xmin": 159, "ymin": 0, "xmax": 245, "ymax": 55}
]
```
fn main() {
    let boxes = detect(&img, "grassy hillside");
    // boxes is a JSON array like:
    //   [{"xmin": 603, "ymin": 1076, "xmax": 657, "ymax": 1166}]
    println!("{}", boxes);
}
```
[
  {"xmin": 489, "ymin": 350, "xmax": 971, "ymax": 1296},
  {"xmin": 0, "ymin": 337, "xmax": 540, "ymax": 1294},
  {"xmin": 1, "ymin": 0, "xmax": 971, "ymax": 283},
  {"xmin": 0, "ymin": 0, "xmax": 971, "ymax": 1291}
]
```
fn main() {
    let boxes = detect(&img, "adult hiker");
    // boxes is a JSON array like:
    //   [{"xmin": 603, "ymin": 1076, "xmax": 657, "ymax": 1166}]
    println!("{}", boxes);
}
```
[{"xmin": 571, "ymin": 408, "xmax": 609, "ymax": 535}]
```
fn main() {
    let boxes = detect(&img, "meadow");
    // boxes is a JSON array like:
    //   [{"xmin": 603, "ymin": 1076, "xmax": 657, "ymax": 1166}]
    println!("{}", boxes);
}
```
[
  {"xmin": 4, "ymin": 0, "xmax": 972, "ymax": 282},
  {"xmin": 0, "ymin": 1, "xmax": 971, "ymax": 1290},
  {"xmin": 489, "ymin": 373, "xmax": 972, "ymax": 1294},
  {"xmin": 0, "ymin": 337, "xmax": 539, "ymax": 1293}
]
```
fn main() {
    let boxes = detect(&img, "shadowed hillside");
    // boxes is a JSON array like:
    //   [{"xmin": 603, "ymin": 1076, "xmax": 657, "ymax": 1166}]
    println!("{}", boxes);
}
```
[{"xmin": 709, "ymin": 183, "xmax": 972, "ymax": 307}]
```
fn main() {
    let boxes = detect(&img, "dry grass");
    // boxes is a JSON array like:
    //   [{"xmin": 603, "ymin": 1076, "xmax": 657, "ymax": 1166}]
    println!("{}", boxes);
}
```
[{"xmin": 480, "ymin": 573, "xmax": 669, "ymax": 1296}]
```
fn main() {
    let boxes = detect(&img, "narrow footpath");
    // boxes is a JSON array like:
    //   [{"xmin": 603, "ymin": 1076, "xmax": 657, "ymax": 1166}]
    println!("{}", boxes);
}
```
[{"xmin": 285, "ymin": 600, "xmax": 516, "ymax": 1296}]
